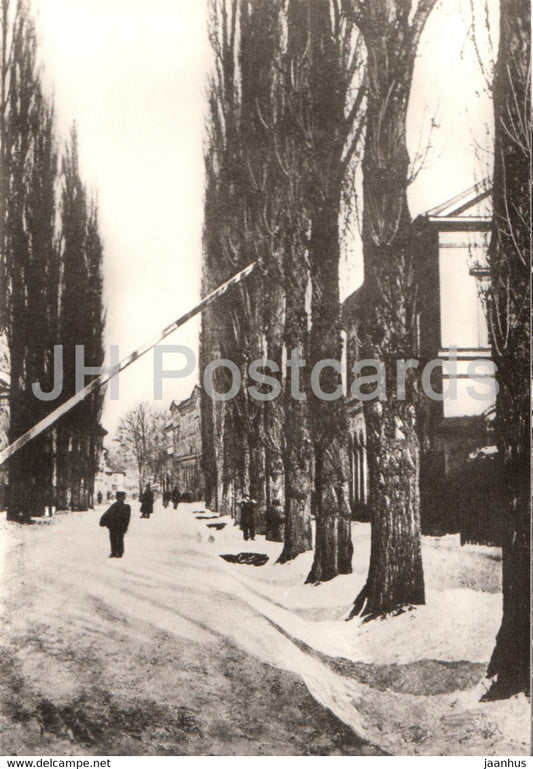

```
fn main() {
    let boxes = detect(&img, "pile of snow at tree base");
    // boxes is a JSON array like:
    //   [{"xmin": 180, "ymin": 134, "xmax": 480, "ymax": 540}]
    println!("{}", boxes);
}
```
[{"xmin": 0, "ymin": 501, "xmax": 528, "ymax": 756}]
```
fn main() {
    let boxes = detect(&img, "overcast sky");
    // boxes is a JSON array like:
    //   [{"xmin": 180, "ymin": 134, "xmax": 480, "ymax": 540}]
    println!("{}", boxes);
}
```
[{"xmin": 30, "ymin": 0, "xmax": 496, "ymax": 436}]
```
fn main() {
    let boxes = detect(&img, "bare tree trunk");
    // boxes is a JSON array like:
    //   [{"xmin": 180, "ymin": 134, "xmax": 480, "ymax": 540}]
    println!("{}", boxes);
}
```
[
  {"xmin": 249, "ymin": 427, "xmax": 266, "ymax": 533},
  {"xmin": 306, "ymin": 203, "xmax": 353, "ymax": 582},
  {"xmin": 213, "ymin": 396, "xmax": 226, "ymax": 510},
  {"xmin": 483, "ymin": 0, "xmax": 530, "ymax": 699},
  {"xmin": 280, "ymin": 0, "xmax": 363, "ymax": 582},
  {"xmin": 278, "ymin": 244, "xmax": 312, "ymax": 562},
  {"xmin": 485, "ymin": 419, "xmax": 529, "ymax": 697},
  {"xmin": 351, "ymin": 164, "xmax": 426, "ymax": 614},
  {"xmin": 264, "ymin": 273, "xmax": 286, "ymax": 534},
  {"xmin": 343, "ymin": 0, "xmax": 438, "ymax": 614},
  {"xmin": 355, "ymin": 399, "xmax": 424, "ymax": 615},
  {"xmin": 199, "ymin": 307, "xmax": 219, "ymax": 510}
]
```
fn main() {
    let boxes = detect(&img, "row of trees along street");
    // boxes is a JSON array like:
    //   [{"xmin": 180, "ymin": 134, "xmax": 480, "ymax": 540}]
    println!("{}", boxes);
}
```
[
  {"xmin": 0, "ymin": 0, "xmax": 105, "ymax": 519},
  {"xmin": 200, "ymin": 0, "xmax": 530, "ymax": 699}
]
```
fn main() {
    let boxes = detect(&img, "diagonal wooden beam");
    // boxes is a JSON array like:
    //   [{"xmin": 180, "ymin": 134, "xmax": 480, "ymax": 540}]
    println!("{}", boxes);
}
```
[{"xmin": 0, "ymin": 261, "xmax": 257, "ymax": 466}]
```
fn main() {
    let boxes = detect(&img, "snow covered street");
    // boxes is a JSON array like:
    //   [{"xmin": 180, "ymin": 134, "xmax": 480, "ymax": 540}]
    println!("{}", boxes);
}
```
[{"xmin": 0, "ymin": 501, "xmax": 529, "ymax": 756}]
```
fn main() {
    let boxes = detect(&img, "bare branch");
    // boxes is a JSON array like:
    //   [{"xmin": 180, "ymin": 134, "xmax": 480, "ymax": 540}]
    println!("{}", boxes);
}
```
[{"xmin": 410, "ymin": 0, "xmax": 439, "ymax": 54}]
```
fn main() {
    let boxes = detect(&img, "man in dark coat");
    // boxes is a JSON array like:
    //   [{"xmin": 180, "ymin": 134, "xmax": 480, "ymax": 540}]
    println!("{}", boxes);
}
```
[
  {"xmin": 171, "ymin": 485, "xmax": 181, "ymax": 510},
  {"xmin": 140, "ymin": 483, "xmax": 154, "ymax": 518},
  {"xmin": 99, "ymin": 491, "xmax": 131, "ymax": 558},
  {"xmin": 265, "ymin": 499, "xmax": 284, "ymax": 542},
  {"xmin": 239, "ymin": 494, "xmax": 257, "ymax": 541}
]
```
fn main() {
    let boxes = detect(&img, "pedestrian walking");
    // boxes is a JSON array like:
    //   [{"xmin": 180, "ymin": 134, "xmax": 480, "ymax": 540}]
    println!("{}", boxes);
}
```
[
  {"xmin": 171, "ymin": 485, "xmax": 181, "ymax": 510},
  {"xmin": 140, "ymin": 483, "xmax": 154, "ymax": 518},
  {"xmin": 265, "ymin": 499, "xmax": 284, "ymax": 542},
  {"xmin": 239, "ymin": 493, "xmax": 257, "ymax": 541},
  {"xmin": 162, "ymin": 489, "xmax": 171, "ymax": 508},
  {"xmin": 99, "ymin": 491, "xmax": 131, "ymax": 558}
]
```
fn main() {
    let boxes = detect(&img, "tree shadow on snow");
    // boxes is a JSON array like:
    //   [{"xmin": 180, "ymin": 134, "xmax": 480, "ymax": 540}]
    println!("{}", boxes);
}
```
[{"xmin": 220, "ymin": 553, "xmax": 269, "ymax": 566}]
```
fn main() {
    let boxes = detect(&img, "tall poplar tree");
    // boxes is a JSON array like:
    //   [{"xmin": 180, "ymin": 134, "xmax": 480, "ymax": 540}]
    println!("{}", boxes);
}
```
[
  {"xmin": 484, "ymin": 0, "xmax": 530, "ymax": 699},
  {"xmin": 56, "ymin": 127, "xmax": 105, "ymax": 510},
  {"xmin": 304, "ymin": 0, "xmax": 365, "ymax": 582},
  {"xmin": 343, "ymin": 0, "xmax": 438, "ymax": 614},
  {"xmin": 201, "ymin": 0, "xmax": 243, "ymax": 516},
  {"xmin": 22, "ymin": 85, "xmax": 60, "ymax": 515},
  {"xmin": 276, "ymin": 0, "xmax": 314, "ymax": 561},
  {"xmin": 2, "ymin": 1, "xmax": 60, "ymax": 520}
]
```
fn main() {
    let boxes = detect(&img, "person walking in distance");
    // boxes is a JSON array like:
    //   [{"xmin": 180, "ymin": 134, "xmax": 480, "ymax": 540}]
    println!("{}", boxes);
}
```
[
  {"xmin": 99, "ymin": 491, "xmax": 131, "ymax": 558},
  {"xmin": 171, "ymin": 485, "xmax": 181, "ymax": 510},
  {"xmin": 239, "ymin": 493, "xmax": 257, "ymax": 541},
  {"xmin": 265, "ymin": 499, "xmax": 284, "ymax": 542},
  {"xmin": 140, "ymin": 483, "xmax": 154, "ymax": 518}
]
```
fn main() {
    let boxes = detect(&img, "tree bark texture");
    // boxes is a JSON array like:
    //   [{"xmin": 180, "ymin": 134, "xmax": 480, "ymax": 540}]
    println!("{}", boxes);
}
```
[
  {"xmin": 304, "ymin": 0, "xmax": 360, "ymax": 582},
  {"xmin": 484, "ymin": 0, "xmax": 530, "ymax": 699},
  {"xmin": 278, "ymin": 239, "xmax": 312, "ymax": 562},
  {"xmin": 344, "ymin": 0, "xmax": 436, "ymax": 613},
  {"xmin": 307, "ymin": 204, "xmax": 353, "ymax": 582}
]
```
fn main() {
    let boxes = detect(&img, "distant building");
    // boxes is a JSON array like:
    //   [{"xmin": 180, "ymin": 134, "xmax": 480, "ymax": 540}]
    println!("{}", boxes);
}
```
[
  {"xmin": 165, "ymin": 385, "xmax": 204, "ymax": 499},
  {"xmin": 94, "ymin": 448, "xmax": 134, "ymax": 503},
  {"xmin": 342, "ymin": 181, "xmax": 500, "ymax": 542}
]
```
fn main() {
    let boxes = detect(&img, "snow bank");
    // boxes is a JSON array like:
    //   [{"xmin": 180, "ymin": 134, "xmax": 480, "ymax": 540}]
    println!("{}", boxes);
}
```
[{"xmin": 0, "ymin": 504, "xmax": 528, "ymax": 756}]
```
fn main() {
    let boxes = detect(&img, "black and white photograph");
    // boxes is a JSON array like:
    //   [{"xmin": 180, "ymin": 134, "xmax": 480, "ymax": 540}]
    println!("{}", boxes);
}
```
[{"xmin": 0, "ymin": 0, "xmax": 530, "ymax": 759}]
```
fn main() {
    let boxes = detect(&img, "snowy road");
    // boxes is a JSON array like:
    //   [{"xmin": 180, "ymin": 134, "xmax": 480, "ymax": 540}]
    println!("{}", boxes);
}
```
[{"xmin": 0, "ymin": 501, "xmax": 529, "ymax": 755}]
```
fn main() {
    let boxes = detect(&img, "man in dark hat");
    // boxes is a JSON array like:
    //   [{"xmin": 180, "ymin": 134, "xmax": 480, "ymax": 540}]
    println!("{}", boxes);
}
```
[
  {"xmin": 99, "ymin": 491, "xmax": 131, "ymax": 558},
  {"xmin": 239, "ymin": 493, "xmax": 257, "ymax": 541}
]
